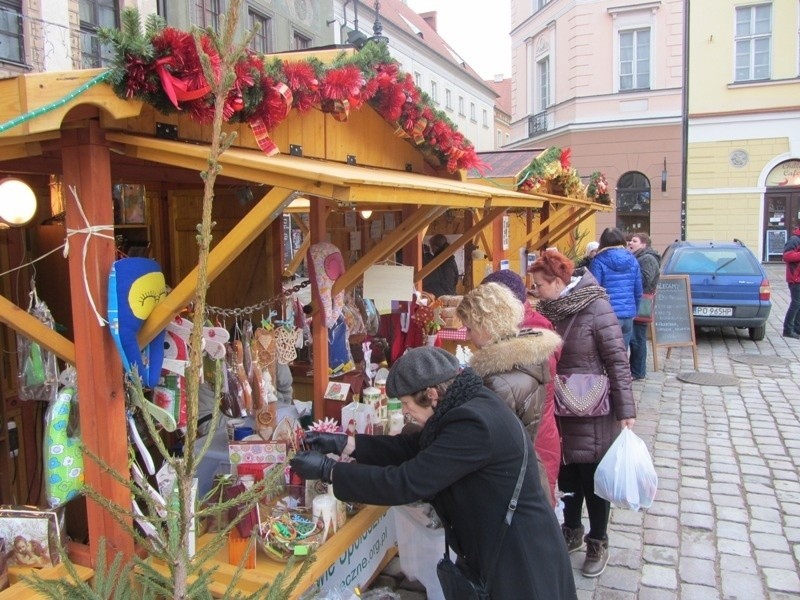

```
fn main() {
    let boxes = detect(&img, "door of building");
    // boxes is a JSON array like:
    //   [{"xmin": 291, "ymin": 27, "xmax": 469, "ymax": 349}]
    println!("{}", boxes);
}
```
[{"xmin": 763, "ymin": 189, "xmax": 800, "ymax": 262}]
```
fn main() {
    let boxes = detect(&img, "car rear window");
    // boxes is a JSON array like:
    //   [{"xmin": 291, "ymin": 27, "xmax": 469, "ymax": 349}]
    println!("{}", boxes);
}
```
[{"xmin": 672, "ymin": 248, "xmax": 761, "ymax": 275}]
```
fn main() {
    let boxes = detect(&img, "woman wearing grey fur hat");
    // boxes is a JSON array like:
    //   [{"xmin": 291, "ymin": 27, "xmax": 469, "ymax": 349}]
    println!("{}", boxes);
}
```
[{"xmin": 290, "ymin": 346, "xmax": 576, "ymax": 599}]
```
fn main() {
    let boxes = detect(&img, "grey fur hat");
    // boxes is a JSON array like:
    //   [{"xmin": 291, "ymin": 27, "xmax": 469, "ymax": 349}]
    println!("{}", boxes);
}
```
[{"xmin": 386, "ymin": 346, "xmax": 460, "ymax": 398}]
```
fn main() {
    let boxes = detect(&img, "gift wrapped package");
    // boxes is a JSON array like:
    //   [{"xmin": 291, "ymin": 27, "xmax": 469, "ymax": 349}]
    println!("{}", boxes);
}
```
[
  {"xmin": 0, "ymin": 506, "xmax": 66, "ymax": 569},
  {"xmin": 340, "ymin": 401, "xmax": 378, "ymax": 435},
  {"xmin": 228, "ymin": 441, "xmax": 287, "ymax": 481}
]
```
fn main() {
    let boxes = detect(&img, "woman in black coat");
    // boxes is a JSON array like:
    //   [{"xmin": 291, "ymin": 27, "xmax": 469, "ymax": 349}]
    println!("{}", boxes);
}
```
[{"xmin": 291, "ymin": 346, "xmax": 576, "ymax": 600}]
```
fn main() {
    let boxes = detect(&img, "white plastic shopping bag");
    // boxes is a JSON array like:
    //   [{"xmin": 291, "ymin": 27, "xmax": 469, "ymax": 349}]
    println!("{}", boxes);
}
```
[{"xmin": 594, "ymin": 427, "xmax": 658, "ymax": 511}]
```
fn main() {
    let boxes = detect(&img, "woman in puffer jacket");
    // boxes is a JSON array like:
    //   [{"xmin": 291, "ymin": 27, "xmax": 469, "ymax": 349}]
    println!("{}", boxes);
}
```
[
  {"xmin": 457, "ymin": 282, "xmax": 562, "ymax": 506},
  {"xmin": 477, "ymin": 269, "xmax": 562, "ymax": 506},
  {"xmin": 531, "ymin": 251, "xmax": 636, "ymax": 579},
  {"xmin": 589, "ymin": 227, "xmax": 642, "ymax": 348}
]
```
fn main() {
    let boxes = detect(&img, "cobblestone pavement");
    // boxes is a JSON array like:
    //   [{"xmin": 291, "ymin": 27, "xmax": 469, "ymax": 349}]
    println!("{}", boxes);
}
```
[
  {"xmin": 370, "ymin": 263, "xmax": 800, "ymax": 600},
  {"xmin": 579, "ymin": 263, "xmax": 800, "ymax": 600}
]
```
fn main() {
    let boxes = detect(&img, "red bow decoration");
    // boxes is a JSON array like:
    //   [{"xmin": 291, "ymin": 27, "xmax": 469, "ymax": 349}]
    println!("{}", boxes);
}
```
[
  {"xmin": 560, "ymin": 148, "xmax": 572, "ymax": 169},
  {"xmin": 321, "ymin": 99, "xmax": 350, "ymax": 122},
  {"xmin": 154, "ymin": 56, "xmax": 211, "ymax": 109},
  {"xmin": 249, "ymin": 117, "xmax": 280, "ymax": 156},
  {"xmin": 411, "ymin": 118, "xmax": 428, "ymax": 145},
  {"xmin": 393, "ymin": 123, "xmax": 410, "ymax": 139}
]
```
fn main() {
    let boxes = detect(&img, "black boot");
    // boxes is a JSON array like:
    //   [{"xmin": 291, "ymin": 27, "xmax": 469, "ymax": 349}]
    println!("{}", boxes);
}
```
[{"xmin": 581, "ymin": 535, "xmax": 609, "ymax": 577}]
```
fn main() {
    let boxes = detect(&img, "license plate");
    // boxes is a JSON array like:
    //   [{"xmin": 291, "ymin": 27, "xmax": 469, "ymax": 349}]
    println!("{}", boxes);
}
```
[{"xmin": 693, "ymin": 306, "xmax": 733, "ymax": 317}]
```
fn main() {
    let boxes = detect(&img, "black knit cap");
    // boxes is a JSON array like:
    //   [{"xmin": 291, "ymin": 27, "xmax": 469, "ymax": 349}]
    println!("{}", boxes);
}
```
[{"xmin": 386, "ymin": 346, "xmax": 460, "ymax": 398}]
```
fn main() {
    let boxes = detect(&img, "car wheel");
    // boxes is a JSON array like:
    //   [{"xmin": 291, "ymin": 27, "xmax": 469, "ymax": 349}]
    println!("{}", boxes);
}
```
[{"xmin": 749, "ymin": 326, "xmax": 766, "ymax": 341}]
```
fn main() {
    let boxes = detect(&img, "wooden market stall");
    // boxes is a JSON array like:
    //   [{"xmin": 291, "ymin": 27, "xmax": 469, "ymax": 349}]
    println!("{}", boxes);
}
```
[{"xmin": 0, "ymin": 46, "xmax": 608, "ymax": 594}]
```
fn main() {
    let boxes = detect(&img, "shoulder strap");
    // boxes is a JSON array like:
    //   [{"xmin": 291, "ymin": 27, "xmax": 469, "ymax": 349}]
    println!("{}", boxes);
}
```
[
  {"xmin": 561, "ymin": 313, "xmax": 578, "ymax": 340},
  {"xmin": 442, "ymin": 418, "xmax": 529, "ymax": 593}
]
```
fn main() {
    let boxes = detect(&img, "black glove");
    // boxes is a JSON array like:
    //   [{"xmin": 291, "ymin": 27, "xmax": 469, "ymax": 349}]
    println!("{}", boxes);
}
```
[
  {"xmin": 290, "ymin": 451, "xmax": 336, "ymax": 483},
  {"xmin": 304, "ymin": 431, "xmax": 348, "ymax": 455}
]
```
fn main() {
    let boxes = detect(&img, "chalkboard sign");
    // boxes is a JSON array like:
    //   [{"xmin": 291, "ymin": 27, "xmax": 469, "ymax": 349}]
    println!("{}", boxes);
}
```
[{"xmin": 651, "ymin": 274, "xmax": 698, "ymax": 369}]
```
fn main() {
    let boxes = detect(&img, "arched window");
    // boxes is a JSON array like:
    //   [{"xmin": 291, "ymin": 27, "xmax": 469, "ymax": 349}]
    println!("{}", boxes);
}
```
[{"xmin": 616, "ymin": 171, "xmax": 651, "ymax": 235}]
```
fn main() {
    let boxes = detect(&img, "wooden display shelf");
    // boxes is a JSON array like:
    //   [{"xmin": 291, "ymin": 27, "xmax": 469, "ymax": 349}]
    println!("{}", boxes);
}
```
[
  {"xmin": 0, "ymin": 563, "xmax": 94, "ymax": 599},
  {"xmin": 148, "ymin": 504, "xmax": 393, "ymax": 598}
]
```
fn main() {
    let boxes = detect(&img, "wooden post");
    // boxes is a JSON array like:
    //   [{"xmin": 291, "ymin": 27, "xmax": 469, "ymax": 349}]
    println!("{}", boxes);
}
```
[
  {"xmin": 309, "ymin": 198, "xmax": 331, "ymax": 420},
  {"xmin": 61, "ymin": 123, "xmax": 133, "ymax": 565},
  {"xmin": 491, "ymin": 210, "xmax": 505, "ymax": 271}
]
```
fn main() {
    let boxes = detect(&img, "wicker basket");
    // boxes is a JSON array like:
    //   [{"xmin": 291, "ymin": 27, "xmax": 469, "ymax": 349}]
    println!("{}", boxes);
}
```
[
  {"xmin": 441, "ymin": 307, "xmax": 462, "ymax": 329},
  {"xmin": 437, "ymin": 295, "xmax": 463, "ymax": 308}
]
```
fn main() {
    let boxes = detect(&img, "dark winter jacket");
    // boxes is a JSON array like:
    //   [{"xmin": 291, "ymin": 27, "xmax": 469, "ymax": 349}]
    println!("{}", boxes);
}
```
[
  {"xmin": 553, "ymin": 272, "xmax": 637, "ymax": 464},
  {"xmin": 634, "ymin": 247, "xmax": 661, "ymax": 294},
  {"xmin": 468, "ymin": 328, "xmax": 563, "ymax": 505},
  {"xmin": 332, "ymin": 372, "xmax": 577, "ymax": 600},
  {"xmin": 589, "ymin": 246, "xmax": 642, "ymax": 318},
  {"xmin": 422, "ymin": 253, "xmax": 459, "ymax": 297},
  {"xmin": 784, "ymin": 226, "xmax": 800, "ymax": 284}
]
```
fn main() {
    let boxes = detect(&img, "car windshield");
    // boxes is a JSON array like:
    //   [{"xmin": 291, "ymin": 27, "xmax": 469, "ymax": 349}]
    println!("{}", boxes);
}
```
[{"xmin": 672, "ymin": 248, "xmax": 761, "ymax": 275}]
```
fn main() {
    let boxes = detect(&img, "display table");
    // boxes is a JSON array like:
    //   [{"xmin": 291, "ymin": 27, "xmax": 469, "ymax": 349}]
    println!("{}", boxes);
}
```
[
  {"xmin": 437, "ymin": 327, "xmax": 473, "ymax": 355},
  {"xmin": 0, "ymin": 563, "xmax": 94, "ymax": 599},
  {"xmin": 148, "ymin": 505, "xmax": 396, "ymax": 599}
]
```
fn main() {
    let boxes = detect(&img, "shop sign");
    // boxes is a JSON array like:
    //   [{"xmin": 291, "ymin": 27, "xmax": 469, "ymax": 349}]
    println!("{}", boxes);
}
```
[
  {"xmin": 766, "ymin": 160, "xmax": 800, "ymax": 187},
  {"xmin": 311, "ymin": 511, "xmax": 397, "ymax": 596}
]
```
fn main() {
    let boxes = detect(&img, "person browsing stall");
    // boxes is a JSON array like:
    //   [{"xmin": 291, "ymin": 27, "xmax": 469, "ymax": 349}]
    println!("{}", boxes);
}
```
[
  {"xmin": 456, "ymin": 280, "xmax": 562, "ymax": 507},
  {"xmin": 290, "ymin": 346, "xmax": 577, "ymax": 600},
  {"xmin": 530, "ymin": 251, "xmax": 636, "ymax": 578}
]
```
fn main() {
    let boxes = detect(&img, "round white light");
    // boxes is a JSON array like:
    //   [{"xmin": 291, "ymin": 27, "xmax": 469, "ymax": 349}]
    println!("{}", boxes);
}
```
[
  {"xmin": 359, "ymin": 210, "xmax": 373, "ymax": 220},
  {"xmin": 0, "ymin": 178, "xmax": 37, "ymax": 225}
]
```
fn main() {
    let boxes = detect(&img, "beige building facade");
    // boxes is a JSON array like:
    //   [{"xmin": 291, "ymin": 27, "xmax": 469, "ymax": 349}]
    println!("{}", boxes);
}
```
[
  {"xmin": 507, "ymin": 0, "xmax": 685, "ymax": 251},
  {"xmin": 688, "ymin": 0, "xmax": 800, "ymax": 261}
]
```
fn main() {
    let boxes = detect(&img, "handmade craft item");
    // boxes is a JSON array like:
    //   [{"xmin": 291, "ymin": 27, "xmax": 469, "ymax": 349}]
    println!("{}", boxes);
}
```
[
  {"xmin": 312, "ymin": 493, "xmax": 337, "ymax": 542},
  {"xmin": 107, "ymin": 257, "xmax": 168, "ymax": 388},
  {"xmin": 44, "ymin": 386, "xmax": 84, "ymax": 507},
  {"xmin": 307, "ymin": 242, "xmax": 346, "ymax": 329}
]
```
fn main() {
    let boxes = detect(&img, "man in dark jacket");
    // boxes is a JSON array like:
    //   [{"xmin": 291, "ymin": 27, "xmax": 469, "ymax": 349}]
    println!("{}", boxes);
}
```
[
  {"xmin": 291, "ymin": 347, "xmax": 577, "ymax": 599},
  {"xmin": 628, "ymin": 233, "xmax": 661, "ymax": 378},
  {"xmin": 422, "ymin": 233, "xmax": 459, "ymax": 297},
  {"xmin": 783, "ymin": 221, "xmax": 800, "ymax": 339}
]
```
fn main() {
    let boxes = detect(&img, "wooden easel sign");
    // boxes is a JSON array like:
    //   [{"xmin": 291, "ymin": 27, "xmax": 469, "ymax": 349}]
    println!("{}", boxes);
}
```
[{"xmin": 651, "ymin": 274, "xmax": 699, "ymax": 370}]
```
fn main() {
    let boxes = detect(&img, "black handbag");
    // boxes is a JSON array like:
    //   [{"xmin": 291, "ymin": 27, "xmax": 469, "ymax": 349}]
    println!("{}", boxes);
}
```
[
  {"xmin": 436, "ymin": 419, "xmax": 529, "ymax": 600},
  {"xmin": 436, "ymin": 552, "xmax": 490, "ymax": 600}
]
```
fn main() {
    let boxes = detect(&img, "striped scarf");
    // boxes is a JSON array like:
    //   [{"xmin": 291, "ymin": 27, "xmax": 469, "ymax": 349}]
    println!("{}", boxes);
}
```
[{"xmin": 536, "ymin": 283, "xmax": 608, "ymax": 324}]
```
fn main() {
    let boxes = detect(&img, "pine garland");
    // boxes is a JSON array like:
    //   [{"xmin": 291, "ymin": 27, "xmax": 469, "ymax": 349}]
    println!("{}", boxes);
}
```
[{"xmin": 100, "ymin": 9, "xmax": 485, "ymax": 173}]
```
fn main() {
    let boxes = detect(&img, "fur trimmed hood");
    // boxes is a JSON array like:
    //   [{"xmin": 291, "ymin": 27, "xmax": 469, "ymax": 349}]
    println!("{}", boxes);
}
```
[{"xmin": 469, "ymin": 328, "xmax": 562, "ymax": 378}]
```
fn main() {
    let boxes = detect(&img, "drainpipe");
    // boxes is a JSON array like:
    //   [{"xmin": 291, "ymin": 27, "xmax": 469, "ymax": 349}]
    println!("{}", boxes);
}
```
[{"xmin": 681, "ymin": 0, "xmax": 690, "ymax": 241}]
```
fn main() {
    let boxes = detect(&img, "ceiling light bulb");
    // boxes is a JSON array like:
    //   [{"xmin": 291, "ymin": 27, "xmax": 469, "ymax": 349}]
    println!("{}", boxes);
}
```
[
  {"xmin": 0, "ymin": 178, "xmax": 37, "ymax": 225},
  {"xmin": 360, "ymin": 210, "xmax": 372, "ymax": 219}
]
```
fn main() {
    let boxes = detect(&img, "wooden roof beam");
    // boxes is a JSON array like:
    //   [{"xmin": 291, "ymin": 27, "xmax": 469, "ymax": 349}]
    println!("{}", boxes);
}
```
[
  {"xmin": 535, "ymin": 208, "xmax": 593, "ymax": 250},
  {"xmin": 332, "ymin": 205, "xmax": 445, "ymax": 296},
  {"xmin": 0, "ymin": 294, "xmax": 76, "ymax": 364},
  {"xmin": 416, "ymin": 206, "xmax": 507, "ymax": 282}
]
